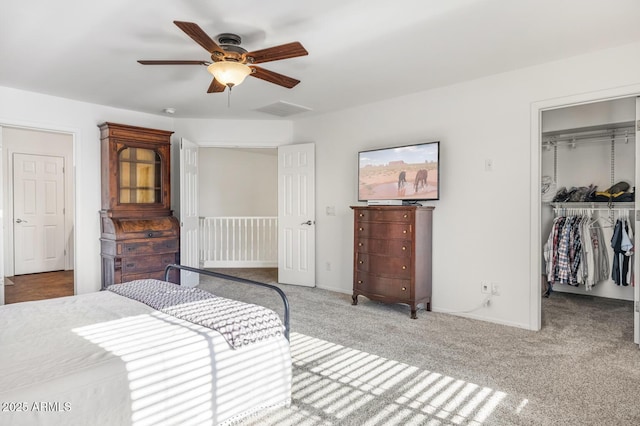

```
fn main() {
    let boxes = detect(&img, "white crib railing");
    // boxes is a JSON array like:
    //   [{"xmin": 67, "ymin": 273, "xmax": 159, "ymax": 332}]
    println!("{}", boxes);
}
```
[{"xmin": 200, "ymin": 216, "xmax": 278, "ymax": 268}]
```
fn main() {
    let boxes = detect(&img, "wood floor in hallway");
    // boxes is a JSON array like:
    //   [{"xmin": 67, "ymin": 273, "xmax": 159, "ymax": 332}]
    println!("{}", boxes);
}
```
[{"xmin": 4, "ymin": 270, "xmax": 74, "ymax": 304}]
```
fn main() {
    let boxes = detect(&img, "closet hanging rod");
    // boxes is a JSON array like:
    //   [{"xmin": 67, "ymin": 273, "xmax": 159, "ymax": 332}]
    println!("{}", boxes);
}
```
[
  {"xmin": 549, "ymin": 202, "xmax": 634, "ymax": 210},
  {"xmin": 542, "ymin": 125, "xmax": 635, "ymax": 145}
]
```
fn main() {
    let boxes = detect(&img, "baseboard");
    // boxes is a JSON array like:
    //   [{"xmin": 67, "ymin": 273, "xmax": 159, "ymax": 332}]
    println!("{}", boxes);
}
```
[{"xmin": 432, "ymin": 307, "xmax": 534, "ymax": 330}]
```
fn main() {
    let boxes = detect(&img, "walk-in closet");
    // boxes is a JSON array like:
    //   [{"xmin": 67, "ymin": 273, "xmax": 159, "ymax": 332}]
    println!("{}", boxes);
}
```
[{"xmin": 540, "ymin": 97, "xmax": 639, "ymax": 344}]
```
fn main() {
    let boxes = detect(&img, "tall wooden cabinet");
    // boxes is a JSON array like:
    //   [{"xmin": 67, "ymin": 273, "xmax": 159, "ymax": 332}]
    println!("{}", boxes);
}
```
[
  {"xmin": 351, "ymin": 205, "xmax": 434, "ymax": 318},
  {"xmin": 99, "ymin": 122, "xmax": 180, "ymax": 289}
]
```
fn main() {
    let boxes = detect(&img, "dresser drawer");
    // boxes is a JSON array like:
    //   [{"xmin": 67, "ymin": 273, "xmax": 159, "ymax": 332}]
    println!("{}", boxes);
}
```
[
  {"xmin": 355, "ymin": 222, "xmax": 412, "ymax": 239},
  {"xmin": 356, "ymin": 238, "xmax": 411, "ymax": 256},
  {"xmin": 355, "ymin": 209, "xmax": 413, "ymax": 223},
  {"xmin": 122, "ymin": 253, "xmax": 176, "ymax": 274},
  {"xmin": 355, "ymin": 272, "xmax": 412, "ymax": 299},
  {"xmin": 356, "ymin": 253, "xmax": 411, "ymax": 278},
  {"xmin": 121, "ymin": 238, "xmax": 179, "ymax": 256}
]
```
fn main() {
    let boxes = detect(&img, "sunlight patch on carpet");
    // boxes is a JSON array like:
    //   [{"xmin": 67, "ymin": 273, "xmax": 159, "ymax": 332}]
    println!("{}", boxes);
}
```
[{"xmin": 286, "ymin": 332, "xmax": 508, "ymax": 425}]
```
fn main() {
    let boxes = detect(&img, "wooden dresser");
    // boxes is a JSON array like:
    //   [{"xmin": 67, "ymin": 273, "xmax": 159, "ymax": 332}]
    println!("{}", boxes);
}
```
[
  {"xmin": 99, "ymin": 122, "xmax": 180, "ymax": 288},
  {"xmin": 351, "ymin": 205, "xmax": 434, "ymax": 318}
]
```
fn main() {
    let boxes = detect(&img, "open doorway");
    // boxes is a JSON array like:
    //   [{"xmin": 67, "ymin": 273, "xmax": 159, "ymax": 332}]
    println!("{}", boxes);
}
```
[
  {"xmin": 199, "ymin": 147, "xmax": 278, "ymax": 281},
  {"xmin": 538, "ymin": 96, "xmax": 638, "ymax": 344},
  {"xmin": 2, "ymin": 126, "xmax": 75, "ymax": 304}
]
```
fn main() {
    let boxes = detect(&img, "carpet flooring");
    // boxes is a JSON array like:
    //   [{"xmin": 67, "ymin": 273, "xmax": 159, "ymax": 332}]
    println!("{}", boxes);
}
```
[{"xmin": 199, "ymin": 269, "xmax": 640, "ymax": 426}]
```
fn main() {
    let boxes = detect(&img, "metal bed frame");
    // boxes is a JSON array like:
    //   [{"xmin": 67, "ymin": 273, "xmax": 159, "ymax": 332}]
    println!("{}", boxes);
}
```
[{"xmin": 164, "ymin": 264, "xmax": 290, "ymax": 341}]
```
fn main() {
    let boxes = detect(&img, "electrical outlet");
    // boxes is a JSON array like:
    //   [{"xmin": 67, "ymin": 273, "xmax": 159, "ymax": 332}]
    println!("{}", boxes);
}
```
[
  {"xmin": 491, "ymin": 283, "xmax": 500, "ymax": 296},
  {"xmin": 481, "ymin": 281, "xmax": 491, "ymax": 294}
]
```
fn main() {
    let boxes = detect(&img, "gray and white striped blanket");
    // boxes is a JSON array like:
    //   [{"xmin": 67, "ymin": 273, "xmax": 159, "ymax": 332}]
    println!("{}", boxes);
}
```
[{"xmin": 108, "ymin": 279, "xmax": 284, "ymax": 348}]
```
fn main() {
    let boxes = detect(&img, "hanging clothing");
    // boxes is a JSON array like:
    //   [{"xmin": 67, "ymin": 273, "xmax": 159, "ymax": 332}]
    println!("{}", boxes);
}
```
[
  {"xmin": 544, "ymin": 212, "xmax": 610, "ymax": 290},
  {"xmin": 611, "ymin": 218, "xmax": 634, "ymax": 286}
]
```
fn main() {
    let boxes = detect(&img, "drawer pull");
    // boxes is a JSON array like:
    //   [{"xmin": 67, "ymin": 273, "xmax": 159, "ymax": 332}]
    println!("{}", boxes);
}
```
[
  {"xmin": 359, "ymin": 227, "xmax": 364, "ymax": 231},
  {"xmin": 147, "ymin": 232, "xmax": 153, "ymax": 237},
  {"xmin": 126, "ymin": 263, "xmax": 135, "ymax": 268},
  {"xmin": 402, "ymin": 265, "xmax": 407, "ymax": 270},
  {"xmin": 403, "ymin": 230, "xmax": 407, "ymax": 234},
  {"xmin": 403, "ymin": 214, "xmax": 408, "ymax": 218},
  {"xmin": 402, "ymin": 246, "xmax": 406, "ymax": 251},
  {"xmin": 358, "ymin": 280, "xmax": 363, "ymax": 284},
  {"xmin": 359, "ymin": 260, "xmax": 364, "ymax": 264},
  {"xmin": 127, "ymin": 247, "xmax": 134, "ymax": 251},
  {"xmin": 358, "ymin": 242, "xmax": 363, "ymax": 247},
  {"xmin": 359, "ymin": 213, "xmax": 364, "ymax": 217},
  {"xmin": 402, "ymin": 287, "xmax": 407, "ymax": 291}
]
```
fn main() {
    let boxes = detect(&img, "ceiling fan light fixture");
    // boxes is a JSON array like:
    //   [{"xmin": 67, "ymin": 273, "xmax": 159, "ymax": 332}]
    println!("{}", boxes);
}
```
[{"xmin": 207, "ymin": 62, "xmax": 251, "ymax": 87}]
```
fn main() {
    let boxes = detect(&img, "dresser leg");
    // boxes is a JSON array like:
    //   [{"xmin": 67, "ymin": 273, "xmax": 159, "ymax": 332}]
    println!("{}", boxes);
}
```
[
  {"xmin": 410, "ymin": 307, "xmax": 417, "ymax": 319},
  {"xmin": 351, "ymin": 294, "xmax": 358, "ymax": 305}
]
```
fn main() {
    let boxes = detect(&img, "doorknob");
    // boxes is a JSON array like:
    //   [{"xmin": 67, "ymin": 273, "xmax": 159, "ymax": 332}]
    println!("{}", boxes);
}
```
[
  {"xmin": 301, "ymin": 220, "xmax": 314, "ymax": 225},
  {"xmin": 15, "ymin": 218, "xmax": 28, "ymax": 223}
]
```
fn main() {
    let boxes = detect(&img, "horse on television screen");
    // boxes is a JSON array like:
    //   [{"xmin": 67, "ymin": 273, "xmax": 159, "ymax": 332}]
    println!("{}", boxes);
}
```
[
  {"xmin": 414, "ymin": 169, "xmax": 428, "ymax": 192},
  {"xmin": 398, "ymin": 171, "xmax": 407, "ymax": 189}
]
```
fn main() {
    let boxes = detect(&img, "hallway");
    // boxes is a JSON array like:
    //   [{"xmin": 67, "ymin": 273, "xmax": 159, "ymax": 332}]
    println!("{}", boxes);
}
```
[{"xmin": 4, "ymin": 271, "xmax": 74, "ymax": 304}]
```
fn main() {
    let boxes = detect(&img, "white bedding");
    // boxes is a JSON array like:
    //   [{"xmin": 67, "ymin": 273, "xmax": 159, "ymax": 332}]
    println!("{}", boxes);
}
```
[{"xmin": 0, "ymin": 291, "xmax": 291, "ymax": 426}]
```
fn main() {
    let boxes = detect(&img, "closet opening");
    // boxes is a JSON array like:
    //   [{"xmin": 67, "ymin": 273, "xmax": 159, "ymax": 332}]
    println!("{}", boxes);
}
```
[{"xmin": 539, "ymin": 97, "xmax": 638, "ymax": 344}]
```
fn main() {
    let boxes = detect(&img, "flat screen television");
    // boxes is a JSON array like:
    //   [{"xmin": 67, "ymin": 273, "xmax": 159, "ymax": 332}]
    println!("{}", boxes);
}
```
[{"xmin": 358, "ymin": 141, "xmax": 440, "ymax": 202}]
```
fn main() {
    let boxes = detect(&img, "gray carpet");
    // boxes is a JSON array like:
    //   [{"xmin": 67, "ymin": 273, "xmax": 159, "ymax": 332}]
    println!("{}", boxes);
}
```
[{"xmin": 198, "ymin": 269, "xmax": 640, "ymax": 425}]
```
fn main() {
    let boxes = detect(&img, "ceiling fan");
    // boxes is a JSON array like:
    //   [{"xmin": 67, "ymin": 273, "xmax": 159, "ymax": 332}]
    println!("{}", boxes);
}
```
[{"xmin": 138, "ymin": 21, "xmax": 308, "ymax": 93}]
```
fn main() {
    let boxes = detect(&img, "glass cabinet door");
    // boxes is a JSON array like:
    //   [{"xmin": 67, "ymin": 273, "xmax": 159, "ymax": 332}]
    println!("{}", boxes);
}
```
[{"xmin": 119, "ymin": 147, "xmax": 161, "ymax": 204}]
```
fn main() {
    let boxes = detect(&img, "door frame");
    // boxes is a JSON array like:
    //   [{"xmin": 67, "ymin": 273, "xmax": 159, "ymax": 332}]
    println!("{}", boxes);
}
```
[
  {"xmin": 189, "ymin": 142, "xmax": 315, "ymax": 286},
  {"xmin": 530, "ymin": 84, "xmax": 640, "ymax": 332},
  {"xmin": 0, "ymin": 121, "xmax": 77, "ymax": 300}
]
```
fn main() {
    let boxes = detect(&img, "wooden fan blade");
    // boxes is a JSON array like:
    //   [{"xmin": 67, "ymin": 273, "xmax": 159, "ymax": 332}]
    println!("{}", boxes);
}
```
[
  {"xmin": 246, "ymin": 42, "xmax": 308, "ymax": 64},
  {"xmin": 207, "ymin": 78, "xmax": 226, "ymax": 93},
  {"xmin": 249, "ymin": 66, "xmax": 300, "ymax": 89},
  {"xmin": 137, "ymin": 60, "xmax": 209, "ymax": 65},
  {"xmin": 173, "ymin": 21, "xmax": 225, "ymax": 55}
]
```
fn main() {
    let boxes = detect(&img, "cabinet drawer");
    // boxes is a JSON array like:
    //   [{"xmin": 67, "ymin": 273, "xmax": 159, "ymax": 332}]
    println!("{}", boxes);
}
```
[
  {"xmin": 356, "ymin": 238, "xmax": 411, "ymax": 256},
  {"xmin": 121, "ymin": 268, "xmax": 180, "ymax": 284},
  {"xmin": 355, "ymin": 272, "xmax": 411, "ymax": 299},
  {"xmin": 356, "ymin": 253, "xmax": 411, "ymax": 278},
  {"xmin": 355, "ymin": 209, "xmax": 413, "ymax": 223},
  {"xmin": 355, "ymin": 223, "xmax": 412, "ymax": 239},
  {"xmin": 122, "ymin": 253, "xmax": 176, "ymax": 274},
  {"xmin": 122, "ymin": 270, "xmax": 167, "ymax": 283},
  {"xmin": 121, "ymin": 238, "xmax": 179, "ymax": 256}
]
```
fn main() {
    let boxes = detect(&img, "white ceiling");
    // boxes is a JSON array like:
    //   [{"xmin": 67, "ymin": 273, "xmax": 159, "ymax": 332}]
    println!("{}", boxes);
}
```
[{"xmin": 2, "ymin": 0, "xmax": 640, "ymax": 120}]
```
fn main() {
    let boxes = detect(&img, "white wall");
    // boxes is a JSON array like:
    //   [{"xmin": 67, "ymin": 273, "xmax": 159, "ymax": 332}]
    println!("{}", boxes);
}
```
[
  {"xmin": 0, "ymin": 86, "xmax": 174, "ymax": 295},
  {"xmin": 170, "ymin": 118, "xmax": 291, "ymax": 223},
  {"xmin": 198, "ymin": 148, "xmax": 277, "ymax": 217},
  {"xmin": 293, "ymin": 40, "xmax": 640, "ymax": 329},
  {"xmin": 174, "ymin": 118, "xmax": 292, "ymax": 147}
]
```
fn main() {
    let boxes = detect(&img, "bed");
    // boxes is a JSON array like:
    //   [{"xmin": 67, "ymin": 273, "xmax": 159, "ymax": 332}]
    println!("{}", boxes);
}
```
[{"xmin": 0, "ymin": 264, "xmax": 291, "ymax": 426}]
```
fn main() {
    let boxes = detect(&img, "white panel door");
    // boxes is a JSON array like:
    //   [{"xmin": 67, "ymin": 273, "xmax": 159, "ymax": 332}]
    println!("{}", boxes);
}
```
[
  {"xmin": 180, "ymin": 138, "xmax": 200, "ymax": 287},
  {"xmin": 13, "ymin": 153, "xmax": 65, "ymax": 275},
  {"xmin": 278, "ymin": 143, "xmax": 315, "ymax": 286},
  {"xmin": 635, "ymin": 97, "xmax": 640, "ymax": 346}
]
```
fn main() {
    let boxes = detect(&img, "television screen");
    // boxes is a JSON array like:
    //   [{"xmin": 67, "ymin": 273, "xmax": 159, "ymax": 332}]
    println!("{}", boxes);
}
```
[{"xmin": 358, "ymin": 141, "xmax": 440, "ymax": 202}]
